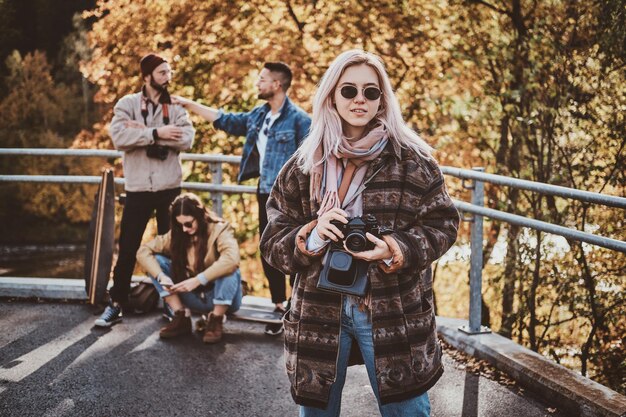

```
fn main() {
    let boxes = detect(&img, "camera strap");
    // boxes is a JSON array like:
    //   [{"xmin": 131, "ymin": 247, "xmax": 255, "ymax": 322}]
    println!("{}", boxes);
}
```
[{"xmin": 141, "ymin": 93, "xmax": 170, "ymax": 126}]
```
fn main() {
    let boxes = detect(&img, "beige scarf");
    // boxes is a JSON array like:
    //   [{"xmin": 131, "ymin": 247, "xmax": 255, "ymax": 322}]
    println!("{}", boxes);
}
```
[{"xmin": 311, "ymin": 125, "xmax": 388, "ymax": 215}]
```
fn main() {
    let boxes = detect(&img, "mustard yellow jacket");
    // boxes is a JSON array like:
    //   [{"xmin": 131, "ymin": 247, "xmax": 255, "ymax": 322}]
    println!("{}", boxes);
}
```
[{"xmin": 136, "ymin": 215, "xmax": 240, "ymax": 282}]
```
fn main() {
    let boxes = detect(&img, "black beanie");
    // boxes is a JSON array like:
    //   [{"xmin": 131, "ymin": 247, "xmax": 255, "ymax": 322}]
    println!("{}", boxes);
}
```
[{"xmin": 140, "ymin": 54, "xmax": 167, "ymax": 77}]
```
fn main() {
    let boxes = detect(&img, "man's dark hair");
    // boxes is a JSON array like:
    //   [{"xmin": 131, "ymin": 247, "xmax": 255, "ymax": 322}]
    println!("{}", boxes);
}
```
[{"xmin": 264, "ymin": 62, "xmax": 292, "ymax": 91}]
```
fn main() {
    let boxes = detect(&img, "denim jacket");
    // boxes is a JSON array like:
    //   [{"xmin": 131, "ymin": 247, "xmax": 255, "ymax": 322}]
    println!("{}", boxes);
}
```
[{"xmin": 213, "ymin": 96, "xmax": 311, "ymax": 194}]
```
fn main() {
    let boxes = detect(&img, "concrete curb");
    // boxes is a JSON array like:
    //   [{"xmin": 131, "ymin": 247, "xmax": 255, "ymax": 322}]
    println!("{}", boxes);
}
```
[
  {"xmin": 0, "ymin": 276, "xmax": 154, "ymax": 300},
  {"xmin": 437, "ymin": 317, "xmax": 626, "ymax": 417},
  {"xmin": 0, "ymin": 277, "xmax": 87, "ymax": 300}
]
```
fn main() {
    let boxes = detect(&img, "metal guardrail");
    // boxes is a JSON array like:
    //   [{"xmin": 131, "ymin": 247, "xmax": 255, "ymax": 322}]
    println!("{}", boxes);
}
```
[
  {"xmin": 442, "ymin": 166, "xmax": 625, "ymax": 335},
  {"xmin": 440, "ymin": 166, "xmax": 626, "ymax": 210},
  {"xmin": 0, "ymin": 175, "xmax": 255, "ymax": 192},
  {"xmin": 454, "ymin": 199, "xmax": 626, "ymax": 253},
  {"xmin": 0, "ymin": 148, "xmax": 242, "ymax": 163},
  {"xmin": 1, "ymin": 148, "xmax": 625, "ymax": 335},
  {"xmin": 0, "ymin": 148, "xmax": 251, "ymax": 216}
]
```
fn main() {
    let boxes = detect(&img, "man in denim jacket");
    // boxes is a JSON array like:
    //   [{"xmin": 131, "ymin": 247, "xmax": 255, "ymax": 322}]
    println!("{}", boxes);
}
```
[{"xmin": 174, "ymin": 62, "xmax": 311, "ymax": 335}]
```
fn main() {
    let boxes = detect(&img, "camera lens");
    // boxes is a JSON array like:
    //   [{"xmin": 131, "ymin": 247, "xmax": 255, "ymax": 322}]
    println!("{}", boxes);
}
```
[{"xmin": 345, "ymin": 231, "xmax": 367, "ymax": 252}]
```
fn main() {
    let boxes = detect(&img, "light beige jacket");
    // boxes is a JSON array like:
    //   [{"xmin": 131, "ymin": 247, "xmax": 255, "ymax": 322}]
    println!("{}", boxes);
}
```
[
  {"xmin": 109, "ymin": 92, "xmax": 195, "ymax": 192},
  {"xmin": 136, "ymin": 215, "xmax": 240, "ymax": 283}
]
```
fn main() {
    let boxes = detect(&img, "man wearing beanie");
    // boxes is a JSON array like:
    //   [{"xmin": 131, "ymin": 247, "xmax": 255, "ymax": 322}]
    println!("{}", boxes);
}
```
[{"xmin": 95, "ymin": 53, "xmax": 195, "ymax": 327}]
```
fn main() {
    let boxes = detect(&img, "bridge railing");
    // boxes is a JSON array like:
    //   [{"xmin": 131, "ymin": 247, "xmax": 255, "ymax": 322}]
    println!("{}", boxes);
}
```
[
  {"xmin": 440, "ymin": 166, "xmax": 626, "ymax": 334},
  {"xmin": 0, "ymin": 148, "xmax": 253, "ymax": 216},
  {"xmin": 1, "ymin": 148, "xmax": 625, "ymax": 335}
]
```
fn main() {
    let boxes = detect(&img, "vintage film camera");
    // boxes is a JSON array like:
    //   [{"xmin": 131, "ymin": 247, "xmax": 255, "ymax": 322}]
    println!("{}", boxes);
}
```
[
  {"xmin": 146, "ymin": 144, "xmax": 170, "ymax": 160},
  {"xmin": 329, "ymin": 214, "xmax": 390, "ymax": 252},
  {"xmin": 317, "ymin": 215, "xmax": 392, "ymax": 297}
]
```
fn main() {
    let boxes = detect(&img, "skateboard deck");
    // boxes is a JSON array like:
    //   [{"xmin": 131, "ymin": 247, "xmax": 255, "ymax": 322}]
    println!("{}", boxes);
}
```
[
  {"xmin": 84, "ymin": 169, "xmax": 115, "ymax": 305},
  {"xmin": 230, "ymin": 306, "xmax": 282, "ymax": 324}
]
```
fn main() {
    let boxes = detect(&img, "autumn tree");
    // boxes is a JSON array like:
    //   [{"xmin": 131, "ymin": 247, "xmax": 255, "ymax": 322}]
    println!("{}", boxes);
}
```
[
  {"xmin": 454, "ymin": 0, "xmax": 625, "ymax": 391},
  {"xmin": 79, "ymin": 0, "xmax": 476, "ymax": 267},
  {"xmin": 78, "ymin": 0, "xmax": 625, "ymax": 392},
  {"xmin": 0, "ymin": 51, "xmax": 102, "ymax": 229}
]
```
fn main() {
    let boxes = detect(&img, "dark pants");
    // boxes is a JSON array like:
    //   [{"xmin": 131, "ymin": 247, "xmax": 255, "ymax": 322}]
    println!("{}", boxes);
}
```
[
  {"xmin": 109, "ymin": 187, "xmax": 180, "ymax": 304},
  {"xmin": 258, "ymin": 192, "xmax": 293, "ymax": 305}
]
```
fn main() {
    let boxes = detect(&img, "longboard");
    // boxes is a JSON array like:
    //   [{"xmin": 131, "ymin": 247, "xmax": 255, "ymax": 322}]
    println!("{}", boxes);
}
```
[
  {"xmin": 84, "ymin": 169, "xmax": 115, "ymax": 305},
  {"xmin": 230, "ymin": 306, "xmax": 282, "ymax": 324}
]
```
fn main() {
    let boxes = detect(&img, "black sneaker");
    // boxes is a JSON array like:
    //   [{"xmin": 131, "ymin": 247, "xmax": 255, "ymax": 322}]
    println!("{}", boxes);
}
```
[
  {"xmin": 264, "ymin": 307, "xmax": 285, "ymax": 336},
  {"xmin": 94, "ymin": 303, "xmax": 122, "ymax": 327}
]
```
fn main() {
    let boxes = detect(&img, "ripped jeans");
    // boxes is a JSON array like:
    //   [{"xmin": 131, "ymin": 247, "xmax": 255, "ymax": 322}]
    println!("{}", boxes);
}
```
[{"xmin": 149, "ymin": 254, "xmax": 242, "ymax": 314}]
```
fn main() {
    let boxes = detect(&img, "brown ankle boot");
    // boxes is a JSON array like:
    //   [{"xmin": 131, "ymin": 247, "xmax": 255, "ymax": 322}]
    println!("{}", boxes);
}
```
[
  {"xmin": 202, "ymin": 312, "xmax": 224, "ymax": 344},
  {"xmin": 159, "ymin": 310, "xmax": 191, "ymax": 338}
]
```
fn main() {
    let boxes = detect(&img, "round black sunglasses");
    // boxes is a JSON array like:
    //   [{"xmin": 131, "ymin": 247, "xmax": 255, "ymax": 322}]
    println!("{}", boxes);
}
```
[
  {"xmin": 178, "ymin": 218, "xmax": 196, "ymax": 229},
  {"xmin": 339, "ymin": 85, "xmax": 382, "ymax": 101}
]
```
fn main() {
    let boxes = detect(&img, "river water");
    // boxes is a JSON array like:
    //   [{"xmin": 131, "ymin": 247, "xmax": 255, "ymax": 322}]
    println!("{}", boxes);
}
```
[{"xmin": 0, "ymin": 245, "xmax": 86, "ymax": 279}]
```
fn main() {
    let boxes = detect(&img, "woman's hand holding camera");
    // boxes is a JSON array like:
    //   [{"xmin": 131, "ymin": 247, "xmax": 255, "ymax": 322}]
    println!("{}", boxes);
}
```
[
  {"xmin": 347, "ymin": 233, "xmax": 392, "ymax": 262},
  {"xmin": 169, "ymin": 276, "xmax": 202, "ymax": 294},
  {"xmin": 316, "ymin": 208, "xmax": 349, "ymax": 242}
]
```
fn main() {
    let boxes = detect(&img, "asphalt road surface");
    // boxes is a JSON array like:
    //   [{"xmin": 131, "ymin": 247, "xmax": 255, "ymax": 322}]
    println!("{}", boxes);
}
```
[{"xmin": 0, "ymin": 301, "xmax": 567, "ymax": 417}]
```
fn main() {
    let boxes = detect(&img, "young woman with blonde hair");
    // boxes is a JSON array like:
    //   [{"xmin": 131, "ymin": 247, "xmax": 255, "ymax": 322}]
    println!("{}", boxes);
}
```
[{"xmin": 261, "ymin": 50, "xmax": 459, "ymax": 416}]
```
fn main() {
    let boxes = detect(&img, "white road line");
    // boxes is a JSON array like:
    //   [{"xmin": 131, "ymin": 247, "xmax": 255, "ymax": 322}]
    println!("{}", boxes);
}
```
[{"xmin": 0, "ymin": 317, "xmax": 94, "ymax": 383}]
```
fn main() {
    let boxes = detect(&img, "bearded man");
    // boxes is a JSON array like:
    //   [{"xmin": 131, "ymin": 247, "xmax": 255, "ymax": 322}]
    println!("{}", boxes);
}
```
[
  {"xmin": 173, "ymin": 62, "xmax": 311, "ymax": 335},
  {"xmin": 95, "ymin": 53, "xmax": 195, "ymax": 327}
]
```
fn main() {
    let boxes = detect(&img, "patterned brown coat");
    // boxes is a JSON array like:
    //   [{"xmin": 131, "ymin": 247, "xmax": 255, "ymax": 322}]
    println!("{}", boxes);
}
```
[{"xmin": 260, "ymin": 143, "xmax": 460, "ymax": 409}]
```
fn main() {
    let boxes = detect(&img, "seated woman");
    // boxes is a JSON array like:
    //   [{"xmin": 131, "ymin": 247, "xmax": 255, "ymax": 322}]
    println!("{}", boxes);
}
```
[{"xmin": 136, "ymin": 192, "xmax": 242, "ymax": 343}]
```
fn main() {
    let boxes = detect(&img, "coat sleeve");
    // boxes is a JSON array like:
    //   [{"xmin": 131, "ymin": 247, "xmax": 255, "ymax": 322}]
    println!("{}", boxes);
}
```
[
  {"xmin": 199, "ymin": 224, "xmax": 240, "ymax": 282},
  {"xmin": 212, "ymin": 110, "xmax": 251, "ymax": 137},
  {"xmin": 260, "ymin": 159, "xmax": 325, "ymax": 275},
  {"xmin": 109, "ymin": 96, "xmax": 154, "ymax": 151},
  {"xmin": 136, "ymin": 232, "xmax": 172, "ymax": 278},
  {"xmin": 382, "ymin": 166, "xmax": 459, "ymax": 273}
]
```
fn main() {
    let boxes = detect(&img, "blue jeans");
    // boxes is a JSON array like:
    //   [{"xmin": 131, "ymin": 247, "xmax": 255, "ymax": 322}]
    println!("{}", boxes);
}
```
[
  {"xmin": 150, "ymin": 255, "xmax": 242, "ymax": 313},
  {"xmin": 300, "ymin": 297, "xmax": 430, "ymax": 417}
]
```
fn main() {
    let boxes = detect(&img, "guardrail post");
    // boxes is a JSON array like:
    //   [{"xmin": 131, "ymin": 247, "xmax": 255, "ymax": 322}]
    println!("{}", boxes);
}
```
[
  {"xmin": 210, "ymin": 162, "xmax": 223, "ymax": 217},
  {"xmin": 460, "ymin": 167, "xmax": 491, "ymax": 335}
]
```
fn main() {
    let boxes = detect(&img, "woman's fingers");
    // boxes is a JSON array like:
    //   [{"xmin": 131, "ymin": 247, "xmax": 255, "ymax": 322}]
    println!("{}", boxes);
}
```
[
  {"xmin": 327, "ymin": 208, "xmax": 349, "ymax": 221},
  {"xmin": 328, "ymin": 224, "xmax": 344, "ymax": 240},
  {"xmin": 317, "ymin": 208, "xmax": 349, "ymax": 240},
  {"xmin": 348, "ymin": 233, "xmax": 391, "ymax": 261},
  {"xmin": 169, "ymin": 277, "xmax": 200, "ymax": 294},
  {"xmin": 320, "ymin": 208, "xmax": 348, "ymax": 223},
  {"xmin": 169, "ymin": 282, "xmax": 186, "ymax": 293},
  {"xmin": 319, "ymin": 222, "xmax": 344, "ymax": 241}
]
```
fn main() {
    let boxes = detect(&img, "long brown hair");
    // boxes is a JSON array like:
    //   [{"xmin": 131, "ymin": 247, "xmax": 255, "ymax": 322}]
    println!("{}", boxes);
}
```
[{"xmin": 169, "ymin": 193, "xmax": 212, "ymax": 283}]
